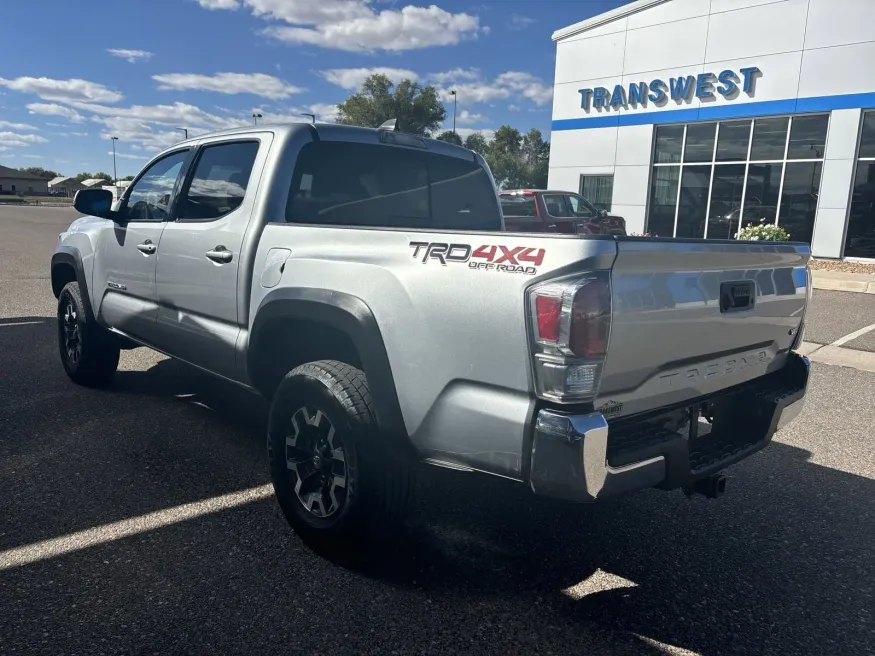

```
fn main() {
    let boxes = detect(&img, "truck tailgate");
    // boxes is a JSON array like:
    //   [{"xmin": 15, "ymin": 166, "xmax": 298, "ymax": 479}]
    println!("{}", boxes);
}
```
[{"xmin": 596, "ymin": 239, "xmax": 810, "ymax": 418}]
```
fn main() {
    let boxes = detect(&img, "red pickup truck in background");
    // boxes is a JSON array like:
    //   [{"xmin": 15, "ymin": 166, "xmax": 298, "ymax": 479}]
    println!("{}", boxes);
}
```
[{"xmin": 499, "ymin": 189, "xmax": 626, "ymax": 235}]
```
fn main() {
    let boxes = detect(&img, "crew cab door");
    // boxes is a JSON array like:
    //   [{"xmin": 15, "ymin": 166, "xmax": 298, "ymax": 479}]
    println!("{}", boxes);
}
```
[
  {"xmin": 154, "ymin": 135, "xmax": 270, "ymax": 381},
  {"xmin": 93, "ymin": 149, "xmax": 191, "ymax": 342}
]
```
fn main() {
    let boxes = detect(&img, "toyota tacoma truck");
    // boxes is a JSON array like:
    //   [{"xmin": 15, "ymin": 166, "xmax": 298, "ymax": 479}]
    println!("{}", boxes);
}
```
[{"xmin": 51, "ymin": 120, "xmax": 811, "ymax": 559}]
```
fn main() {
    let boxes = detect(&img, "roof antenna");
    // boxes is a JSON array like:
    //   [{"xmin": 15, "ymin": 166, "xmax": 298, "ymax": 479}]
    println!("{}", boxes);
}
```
[{"xmin": 378, "ymin": 118, "xmax": 400, "ymax": 131}]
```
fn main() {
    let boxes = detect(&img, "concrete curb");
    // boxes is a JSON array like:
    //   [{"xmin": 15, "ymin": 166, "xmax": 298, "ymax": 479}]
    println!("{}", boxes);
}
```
[
  {"xmin": 811, "ymin": 272, "xmax": 875, "ymax": 295},
  {"xmin": 798, "ymin": 341, "xmax": 875, "ymax": 374}
]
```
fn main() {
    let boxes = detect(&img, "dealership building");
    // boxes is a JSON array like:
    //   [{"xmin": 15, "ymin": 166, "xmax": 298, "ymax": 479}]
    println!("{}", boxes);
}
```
[{"xmin": 548, "ymin": 0, "xmax": 875, "ymax": 259}]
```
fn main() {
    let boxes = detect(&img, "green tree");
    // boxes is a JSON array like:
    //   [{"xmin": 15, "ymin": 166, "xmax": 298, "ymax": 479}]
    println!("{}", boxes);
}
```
[
  {"xmin": 520, "ymin": 128, "xmax": 550, "ymax": 189},
  {"xmin": 93, "ymin": 171, "xmax": 113, "ymax": 182},
  {"xmin": 463, "ymin": 133, "xmax": 489, "ymax": 156},
  {"xmin": 119, "ymin": 175, "xmax": 135, "ymax": 182},
  {"xmin": 74, "ymin": 172, "xmax": 93, "ymax": 183},
  {"xmin": 336, "ymin": 74, "xmax": 447, "ymax": 136},
  {"xmin": 435, "ymin": 130, "xmax": 463, "ymax": 146},
  {"xmin": 480, "ymin": 126, "xmax": 550, "ymax": 190},
  {"xmin": 18, "ymin": 166, "xmax": 61, "ymax": 179}
]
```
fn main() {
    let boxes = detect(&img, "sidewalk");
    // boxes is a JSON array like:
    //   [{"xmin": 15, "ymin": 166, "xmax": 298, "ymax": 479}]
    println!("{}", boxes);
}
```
[{"xmin": 811, "ymin": 269, "xmax": 875, "ymax": 295}]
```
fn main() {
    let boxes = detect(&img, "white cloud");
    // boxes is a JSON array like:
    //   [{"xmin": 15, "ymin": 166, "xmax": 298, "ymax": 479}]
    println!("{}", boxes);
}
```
[
  {"xmin": 27, "ymin": 103, "xmax": 86, "ymax": 123},
  {"xmin": 195, "ymin": 0, "xmax": 240, "ymax": 8},
  {"xmin": 152, "ymin": 72, "xmax": 304, "ymax": 99},
  {"xmin": 21, "ymin": 154, "xmax": 43, "ymax": 159},
  {"xmin": 0, "ymin": 120, "xmax": 37, "ymax": 130},
  {"xmin": 433, "ymin": 69, "xmax": 553, "ymax": 107},
  {"xmin": 455, "ymin": 128, "xmax": 495, "ymax": 141},
  {"xmin": 0, "ymin": 131, "xmax": 49, "ymax": 147},
  {"xmin": 70, "ymin": 132, "xmax": 89, "ymax": 137},
  {"xmin": 0, "ymin": 77, "xmax": 122, "ymax": 103},
  {"xmin": 455, "ymin": 109, "xmax": 487, "ymax": 125},
  {"xmin": 429, "ymin": 68, "xmax": 480, "ymax": 85},
  {"xmin": 507, "ymin": 14, "xmax": 535, "ymax": 30},
  {"xmin": 197, "ymin": 0, "xmax": 483, "ymax": 52},
  {"xmin": 320, "ymin": 67, "xmax": 418, "ymax": 90},
  {"xmin": 107, "ymin": 49, "xmax": 154, "ymax": 63},
  {"xmin": 307, "ymin": 102, "xmax": 340, "ymax": 122},
  {"xmin": 108, "ymin": 151, "xmax": 147, "ymax": 160}
]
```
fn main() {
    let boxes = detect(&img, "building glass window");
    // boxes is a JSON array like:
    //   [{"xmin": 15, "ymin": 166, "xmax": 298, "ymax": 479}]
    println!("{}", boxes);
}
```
[
  {"xmin": 646, "ymin": 113, "xmax": 828, "ymax": 243},
  {"xmin": 653, "ymin": 125, "xmax": 683, "ymax": 164},
  {"xmin": 579, "ymin": 174, "xmax": 613, "ymax": 211},
  {"xmin": 844, "ymin": 111, "xmax": 875, "ymax": 258},
  {"xmin": 683, "ymin": 123, "xmax": 716, "ymax": 163}
]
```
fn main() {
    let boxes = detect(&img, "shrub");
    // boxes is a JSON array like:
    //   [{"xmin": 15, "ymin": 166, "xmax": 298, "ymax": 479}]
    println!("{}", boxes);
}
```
[{"xmin": 736, "ymin": 223, "xmax": 791, "ymax": 241}]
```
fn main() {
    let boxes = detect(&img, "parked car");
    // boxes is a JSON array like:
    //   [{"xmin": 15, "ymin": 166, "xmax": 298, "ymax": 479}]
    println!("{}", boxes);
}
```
[
  {"xmin": 500, "ymin": 189, "xmax": 626, "ymax": 235},
  {"xmin": 51, "ymin": 120, "xmax": 811, "ymax": 562}
]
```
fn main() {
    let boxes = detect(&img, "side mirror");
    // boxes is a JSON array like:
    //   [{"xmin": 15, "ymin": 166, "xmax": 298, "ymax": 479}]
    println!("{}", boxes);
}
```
[
  {"xmin": 73, "ymin": 188, "xmax": 116, "ymax": 220},
  {"xmin": 598, "ymin": 209, "xmax": 609, "ymax": 219}
]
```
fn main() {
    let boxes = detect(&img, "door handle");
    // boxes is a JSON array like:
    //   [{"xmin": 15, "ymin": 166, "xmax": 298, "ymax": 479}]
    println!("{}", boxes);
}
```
[
  {"xmin": 137, "ymin": 240, "xmax": 157, "ymax": 255},
  {"xmin": 206, "ymin": 246, "xmax": 233, "ymax": 263}
]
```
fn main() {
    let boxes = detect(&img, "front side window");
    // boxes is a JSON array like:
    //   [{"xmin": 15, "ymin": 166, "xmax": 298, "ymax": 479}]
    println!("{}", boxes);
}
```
[
  {"xmin": 179, "ymin": 141, "xmax": 259, "ymax": 220},
  {"xmin": 542, "ymin": 194, "xmax": 572, "ymax": 218},
  {"xmin": 284, "ymin": 142, "xmax": 501, "ymax": 231},
  {"xmin": 567, "ymin": 193, "xmax": 598, "ymax": 218},
  {"xmin": 122, "ymin": 150, "xmax": 189, "ymax": 222}
]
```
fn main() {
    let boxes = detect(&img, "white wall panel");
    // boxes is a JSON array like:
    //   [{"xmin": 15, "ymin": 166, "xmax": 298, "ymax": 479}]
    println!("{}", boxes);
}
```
[
  {"xmin": 610, "ymin": 205, "xmax": 647, "ymax": 233},
  {"xmin": 626, "ymin": 0, "xmax": 710, "ymax": 29},
  {"xmin": 805, "ymin": 0, "xmax": 875, "ymax": 50},
  {"xmin": 711, "ymin": 0, "xmax": 787, "ymax": 12},
  {"xmin": 547, "ymin": 167, "xmax": 583, "ymax": 192},
  {"xmin": 559, "ymin": 17, "xmax": 629, "ymax": 42},
  {"xmin": 549, "ymin": 128, "xmax": 619, "ymax": 168},
  {"xmin": 612, "ymin": 165, "xmax": 651, "ymax": 206},
  {"xmin": 555, "ymin": 31, "xmax": 627, "ymax": 84},
  {"xmin": 552, "ymin": 76, "xmax": 618, "ymax": 121},
  {"xmin": 616, "ymin": 124, "xmax": 655, "ymax": 166},
  {"xmin": 825, "ymin": 109, "xmax": 863, "ymax": 160},
  {"xmin": 623, "ymin": 16, "xmax": 709, "ymax": 75},
  {"xmin": 705, "ymin": 0, "xmax": 808, "ymax": 62},
  {"xmin": 810, "ymin": 207, "xmax": 849, "ymax": 258},
  {"xmin": 817, "ymin": 159, "xmax": 855, "ymax": 209},
  {"xmin": 701, "ymin": 51, "xmax": 803, "ymax": 109},
  {"xmin": 798, "ymin": 42, "xmax": 875, "ymax": 98}
]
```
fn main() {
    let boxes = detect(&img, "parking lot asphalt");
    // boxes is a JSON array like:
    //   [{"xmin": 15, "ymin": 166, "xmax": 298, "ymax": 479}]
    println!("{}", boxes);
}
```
[{"xmin": 1, "ymin": 206, "xmax": 874, "ymax": 656}]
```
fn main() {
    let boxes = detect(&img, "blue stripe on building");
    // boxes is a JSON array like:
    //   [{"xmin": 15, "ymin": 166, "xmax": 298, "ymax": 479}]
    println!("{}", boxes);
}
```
[{"xmin": 552, "ymin": 92, "xmax": 875, "ymax": 131}]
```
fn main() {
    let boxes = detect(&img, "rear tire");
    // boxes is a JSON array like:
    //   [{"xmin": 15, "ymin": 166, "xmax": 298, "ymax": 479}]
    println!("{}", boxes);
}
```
[
  {"xmin": 57, "ymin": 281, "xmax": 120, "ymax": 388},
  {"xmin": 268, "ymin": 360, "xmax": 411, "ymax": 563}
]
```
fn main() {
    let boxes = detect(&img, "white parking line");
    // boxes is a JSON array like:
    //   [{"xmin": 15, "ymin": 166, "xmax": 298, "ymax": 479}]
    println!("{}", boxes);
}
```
[
  {"xmin": 0, "ymin": 484, "xmax": 274, "ymax": 570},
  {"xmin": 0, "ymin": 320, "xmax": 45, "ymax": 327},
  {"xmin": 831, "ymin": 321, "xmax": 875, "ymax": 347}
]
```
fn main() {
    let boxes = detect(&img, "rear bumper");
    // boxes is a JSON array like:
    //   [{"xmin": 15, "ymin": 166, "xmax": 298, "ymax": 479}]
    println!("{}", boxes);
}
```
[{"xmin": 529, "ymin": 352, "xmax": 810, "ymax": 502}]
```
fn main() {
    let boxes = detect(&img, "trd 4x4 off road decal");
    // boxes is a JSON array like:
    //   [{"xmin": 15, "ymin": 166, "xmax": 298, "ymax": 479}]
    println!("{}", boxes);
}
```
[{"xmin": 409, "ymin": 241, "xmax": 545, "ymax": 275}]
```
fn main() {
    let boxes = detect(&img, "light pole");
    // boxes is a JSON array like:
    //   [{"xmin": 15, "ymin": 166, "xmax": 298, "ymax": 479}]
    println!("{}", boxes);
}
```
[
  {"xmin": 176, "ymin": 127, "xmax": 188, "ymax": 139},
  {"xmin": 450, "ymin": 90, "xmax": 457, "ymax": 135},
  {"xmin": 253, "ymin": 112, "xmax": 263, "ymax": 125},
  {"xmin": 301, "ymin": 113, "xmax": 316, "ymax": 124},
  {"xmin": 110, "ymin": 136, "xmax": 118, "ymax": 187}
]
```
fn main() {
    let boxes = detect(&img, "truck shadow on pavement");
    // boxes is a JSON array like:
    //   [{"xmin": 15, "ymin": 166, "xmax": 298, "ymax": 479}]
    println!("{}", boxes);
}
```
[{"xmin": 2, "ymin": 323, "xmax": 872, "ymax": 655}]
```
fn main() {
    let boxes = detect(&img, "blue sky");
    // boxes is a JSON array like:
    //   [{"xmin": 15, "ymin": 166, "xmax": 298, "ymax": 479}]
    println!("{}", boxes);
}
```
[{"xmin": 0, "ymin": 0, "xmax": 625, "ymax": 178}]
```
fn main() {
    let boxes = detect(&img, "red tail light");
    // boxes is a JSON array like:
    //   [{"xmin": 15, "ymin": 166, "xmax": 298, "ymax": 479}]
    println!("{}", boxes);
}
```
[
  {"xmin": 570, "ymin": 279, "xmax": 610, "ymax": 357},
  {"xmin": 535, "ymin": 295, "xmax": 562, "ymax": 342},
  {"xmin": 527, "ymin": 272, "xmax": 612, "ymax": 403}
]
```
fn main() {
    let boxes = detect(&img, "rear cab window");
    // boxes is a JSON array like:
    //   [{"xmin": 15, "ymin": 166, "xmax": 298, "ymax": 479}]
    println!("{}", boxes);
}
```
[
  {"xmin": 500, "ymin": 194, "xmax": 537, "ymax": 217},
  {"xmin": 283, "ymin": 141, "xmax": 501, "ymax": 231}
]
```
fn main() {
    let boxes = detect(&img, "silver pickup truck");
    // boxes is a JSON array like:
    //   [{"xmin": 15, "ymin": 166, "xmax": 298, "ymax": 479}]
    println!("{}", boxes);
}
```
[{"xmin": 51, "ymin": 120, "xmax": 811, "ymax": 560}]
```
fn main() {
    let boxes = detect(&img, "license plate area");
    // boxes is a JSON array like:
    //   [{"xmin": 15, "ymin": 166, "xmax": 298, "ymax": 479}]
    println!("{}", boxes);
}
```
[{"xmin": 720, "ymin": 280, "xmax": 756, "ymax": 313}]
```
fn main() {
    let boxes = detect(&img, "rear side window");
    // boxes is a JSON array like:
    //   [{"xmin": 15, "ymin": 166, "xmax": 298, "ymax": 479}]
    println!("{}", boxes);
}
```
[
  {"xmin": 178, "ymin": 141, "xmax": 259, "ymax": 221},
  {"xmin": 284, "ymin": 142, "xmax": 501, "ymax": 231},
  {"xmin": 500, "ymin": 195, "xmax": 536, "ymax": 217}
]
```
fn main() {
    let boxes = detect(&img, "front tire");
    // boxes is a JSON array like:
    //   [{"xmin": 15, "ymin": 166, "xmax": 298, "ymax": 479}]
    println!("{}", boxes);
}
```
[
  {"xmin": 268, "ymin": 360, "xmax": 411, "ymax": 562},
  {"xmin": 57, "ymin": 281, "xmax": 120, "ymax": 388}
]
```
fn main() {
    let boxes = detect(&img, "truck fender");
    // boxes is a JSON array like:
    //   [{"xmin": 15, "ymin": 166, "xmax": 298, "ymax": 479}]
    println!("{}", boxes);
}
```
[
  {"xmin": 51, "ymin": 246, "xmax": 95, "ymax": 321},
  {"xmin": 249, "ymin": 288, "xmax": 410, "ymax": 445}
]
